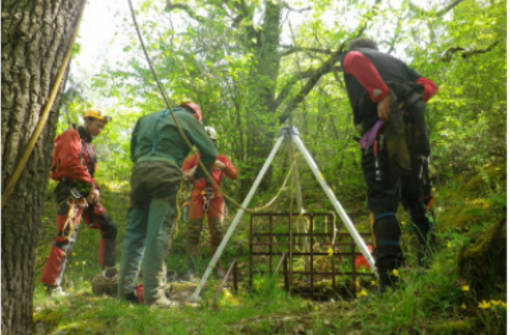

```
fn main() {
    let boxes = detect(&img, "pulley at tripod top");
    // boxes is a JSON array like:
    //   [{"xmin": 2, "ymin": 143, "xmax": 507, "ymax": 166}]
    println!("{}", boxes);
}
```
[{"xmin": 278, "ymin": 126, "xmax": 300, "ymax": 138}]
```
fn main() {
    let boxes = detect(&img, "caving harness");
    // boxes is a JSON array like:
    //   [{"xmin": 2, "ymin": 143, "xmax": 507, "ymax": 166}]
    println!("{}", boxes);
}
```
[
  {"xmin": 52, "ymin": 126, "xmax": 98, "ymax": 233},
  {"xmin": 202, "ymin": 175, "xmax": 228, "ymax": 217}
]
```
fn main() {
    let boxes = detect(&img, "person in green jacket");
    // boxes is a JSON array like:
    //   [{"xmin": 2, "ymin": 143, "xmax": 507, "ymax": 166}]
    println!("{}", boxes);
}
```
[{"xmin": 118, "ymin": 101, "xmax": 218, "ymax": 308}]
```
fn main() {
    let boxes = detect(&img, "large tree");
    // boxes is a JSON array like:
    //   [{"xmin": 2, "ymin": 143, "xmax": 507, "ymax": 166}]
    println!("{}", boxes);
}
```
[{"xmin": 1, "ymin": 0, "xmax": 85, "ymax": 333}]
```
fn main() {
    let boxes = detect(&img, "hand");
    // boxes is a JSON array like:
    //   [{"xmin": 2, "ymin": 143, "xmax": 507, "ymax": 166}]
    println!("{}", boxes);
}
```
[
  {"xmin": 87, "ymin": 188, "xmax": 100, "ymax": 204},
  {"xmin": 377, "ymin": 95, "xmax": 392, "ymax": 121},
  {"xmin": 183, "ymin": 166, "xmax": 197, "ymax": 182},
  {"xmin": 213, "ymin": 160, "xmax": 226, "ymax": 170}
]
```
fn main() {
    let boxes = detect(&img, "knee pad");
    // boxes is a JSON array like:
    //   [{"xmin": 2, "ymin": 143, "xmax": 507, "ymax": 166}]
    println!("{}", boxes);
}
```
[{"xmin": 372, "ymin": 213, "xmax": 401, "ymax": 247}]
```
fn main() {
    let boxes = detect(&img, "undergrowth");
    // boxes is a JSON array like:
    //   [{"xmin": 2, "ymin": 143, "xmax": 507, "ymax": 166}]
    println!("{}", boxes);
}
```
[{"xmin": 33, "ymin": 163, "xmax": 506, "ymax": 334}]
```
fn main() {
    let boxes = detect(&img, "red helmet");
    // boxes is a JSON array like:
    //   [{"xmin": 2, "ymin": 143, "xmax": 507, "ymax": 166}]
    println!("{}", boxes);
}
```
[{"xmin": 179, "ymin": 101, "xmax": 202, "ymax": 123}]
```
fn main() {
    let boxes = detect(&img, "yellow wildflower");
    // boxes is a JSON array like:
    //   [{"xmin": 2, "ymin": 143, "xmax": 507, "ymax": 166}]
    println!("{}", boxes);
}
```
[
  {"xmin": 72, "ymin": 253, "xmax": 76, "ymax": 256},
  {"xmin": 218, "ymin": 288, "xmax": 240, "ymax": 307},
  {"xmin": 357, "ymin": 289, "xmax": 368, "ymax": 298},
  {"xmin": 461, "ymin": 304, "xmax": 467, "ymax": 309},
  {"xmin": 75, "ymin": 262, "xmax": 79, "ymax": 266},
  {"xmin": 478, "ymin": 300, "xmax": 491, "ymax": 309},
  {"xmin": 392, "ymin": 269, "xmax": 399, "ymax": 277},
  {"xmin": 371, "ymin": 281, "xmax": 376, "ymax": 286},
  {"xmin": 462, "ymin": 285, "xmax": 470, "ymax": 292},
  {"xmin": 447, "ymin": 242, "xmax": 452, "ymax": 248},
  {"xmin": 327, "ymin": 248, "xmax": 334, "ymax": 257},
  {"xmin": 491, "ymin": 300, "xmax": 506, "ymax": 308},
  {"xmin": 401, "ymin": 221, "xmax": 406, "ymax": 225}
]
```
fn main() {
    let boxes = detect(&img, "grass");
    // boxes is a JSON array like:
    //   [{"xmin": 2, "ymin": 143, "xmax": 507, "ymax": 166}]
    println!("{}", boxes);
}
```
[{"xmin": 33, "ymin": 164, "xmax": 506, "ymax": 334}]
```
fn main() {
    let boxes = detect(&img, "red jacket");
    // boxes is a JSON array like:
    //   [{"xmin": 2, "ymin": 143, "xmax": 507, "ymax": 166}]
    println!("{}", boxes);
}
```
[
  {"xmin": 51, "ymin": 127, "xmax": 97, "ymax": 186},
  {"xmin": 342, "ymin": 51, "xmax": 438, "ymax": 103},
  {"xmin": 182, "ymin": 153, "xmax": 238, "ymax": 196}
]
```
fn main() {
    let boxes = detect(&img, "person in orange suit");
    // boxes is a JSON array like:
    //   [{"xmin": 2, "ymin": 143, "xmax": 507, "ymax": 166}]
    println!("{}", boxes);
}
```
[
  {"xmin": 182, "ymin": 126, "xmax": 238, "ymax": 280},
  {"xmin": 41, "ymin": 109, "xmax": 117, "ymax": 296}
]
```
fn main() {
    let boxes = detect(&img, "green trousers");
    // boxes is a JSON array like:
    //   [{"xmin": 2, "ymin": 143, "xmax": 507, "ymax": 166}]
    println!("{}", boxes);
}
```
[{"xmin": 118, "ymin": 161, "xmax": 181, "ymax": 304}]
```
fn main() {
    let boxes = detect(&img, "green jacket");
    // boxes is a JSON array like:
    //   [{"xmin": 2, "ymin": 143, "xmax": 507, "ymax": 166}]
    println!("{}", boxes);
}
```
[{"xmin": 130, "ymin": 108, "xmax": 218, "ymax": 180}]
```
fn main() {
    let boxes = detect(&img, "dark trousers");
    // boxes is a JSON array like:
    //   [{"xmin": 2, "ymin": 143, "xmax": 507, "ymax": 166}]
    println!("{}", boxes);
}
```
[{"xmin": 361, "ymin": 136, "xmax": 435, "ymax": 277}]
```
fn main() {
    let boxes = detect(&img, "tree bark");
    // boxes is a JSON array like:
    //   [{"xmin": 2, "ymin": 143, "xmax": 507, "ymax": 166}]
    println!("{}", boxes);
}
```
[
  {"xmin": 241, "ymin": 0, "xmax": 283, "ymax": 193},
  {"xmin": 1, "ymin": 1, "xmax": 85, "ymax": 334}
]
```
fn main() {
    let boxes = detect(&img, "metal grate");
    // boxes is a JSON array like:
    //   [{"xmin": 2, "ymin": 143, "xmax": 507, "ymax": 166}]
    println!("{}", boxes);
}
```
[{"xmin": 249, "ymin": 212, "xmax": 375, "ymax": 297}]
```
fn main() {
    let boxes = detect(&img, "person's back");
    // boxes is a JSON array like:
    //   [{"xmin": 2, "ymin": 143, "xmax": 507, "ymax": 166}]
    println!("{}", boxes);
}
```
[
  {"xmin": 343, "ymin": 48, "xmax": 422, "ymax": 113},
  {"xmin": 131, "ymin": 108, "xmax": 217, "ymax": 172}
]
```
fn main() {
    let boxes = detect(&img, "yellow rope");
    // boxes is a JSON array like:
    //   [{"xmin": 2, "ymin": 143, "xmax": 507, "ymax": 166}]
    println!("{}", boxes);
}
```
[
  {"xmin": 1, "ymin": 0, "xmax": 88, "ymax": 208},
  {"xmin": 127, "ymin": 0, "xmax": 292, "ymax": 213}
]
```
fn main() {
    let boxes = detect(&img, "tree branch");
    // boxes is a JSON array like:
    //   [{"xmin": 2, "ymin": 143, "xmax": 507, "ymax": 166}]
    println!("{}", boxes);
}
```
[
  {"xmin": 441, "ymin": 41, "xmax": 499, "ymax": 62},
  {"xmin": 277, "ymin": 0, "xmax": 382, "ymax": 124},
  {"xmin": 282, "ymin": 3, "xmax": 312, "ymax": 13},
  {"xmin": 437, "ymin": 0, "xmax": 466, "ymax": 16},
  {"xmin": 409, "ymin": 0, "xmax": 466, "ymax": 17},
  {"xmin": 280, "ymin": 45, "xmax": 335, "ymax": 56},
  {"xmin": 165, "ymin": 2, "xmax": 202, "ymax": 21}
]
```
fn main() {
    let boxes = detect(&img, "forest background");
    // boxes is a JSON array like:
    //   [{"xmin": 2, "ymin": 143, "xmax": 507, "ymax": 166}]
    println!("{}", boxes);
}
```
[{"xmin": 1, "ymin": 0, "xmax": 507, "ymax": 334}]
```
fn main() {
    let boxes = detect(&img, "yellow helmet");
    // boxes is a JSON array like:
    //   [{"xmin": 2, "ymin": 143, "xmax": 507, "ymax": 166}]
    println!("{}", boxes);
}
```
[{"xmin": 83, "ymin": 109, "xmax": 111, "ymax": 123}]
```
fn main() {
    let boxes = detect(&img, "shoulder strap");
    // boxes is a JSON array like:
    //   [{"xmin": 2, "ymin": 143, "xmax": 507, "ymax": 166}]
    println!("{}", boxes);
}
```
[
  {"xmin": 78, "ymin": 131, "xmax": 96, "ymax": 177},
  {"xmin": 83, "ymin": 141, "xmax": 96, "ymax": 176}
]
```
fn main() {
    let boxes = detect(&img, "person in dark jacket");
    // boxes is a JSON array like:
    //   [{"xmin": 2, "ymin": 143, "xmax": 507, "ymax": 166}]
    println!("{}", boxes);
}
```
[
  {"xmin": 341, "ymin": 38, "xmax": 438, "ymax": 293},
  {"xmin": 41, "ymin": 109, "xmax": 117, "ymax": 296},
  {"xmin": 118, "ymin": 101, "xmax": 218, "ymax": 308}
]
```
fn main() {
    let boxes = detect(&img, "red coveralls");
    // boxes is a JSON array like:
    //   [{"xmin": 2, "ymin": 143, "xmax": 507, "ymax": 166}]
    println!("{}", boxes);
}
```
[
  {"xmin": 41, "ymin": 127, "xmax": 117, "ymax": 286},
  {"xmin": 182, "ymin": 154, "xmax": 238, "ymax": 257}
]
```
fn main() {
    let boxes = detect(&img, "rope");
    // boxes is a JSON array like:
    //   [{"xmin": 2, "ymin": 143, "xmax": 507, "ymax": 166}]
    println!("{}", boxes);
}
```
[
  {"xmin": 127, "ymin": 0, "xmax": 292, "ymax": 213},
  {"xmin": 1, "ymin": 0, "xmax": 88, "ymax": 209}
]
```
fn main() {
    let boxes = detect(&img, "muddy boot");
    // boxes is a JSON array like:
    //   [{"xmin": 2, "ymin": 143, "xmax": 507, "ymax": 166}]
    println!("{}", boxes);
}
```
[
  {"xmin": 147, "ymin": 296, "xmax": 179, "ymax": 309},
  {"xmin": 45, "ymin": 284, "xmax": 67, "ymax": 297},
  {"xmin": 377, "ymin": 267, "xmax": 400, "ymax": 294}
]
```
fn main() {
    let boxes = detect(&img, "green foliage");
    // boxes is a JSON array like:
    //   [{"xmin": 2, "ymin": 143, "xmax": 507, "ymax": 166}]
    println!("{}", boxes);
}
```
[{"xmin": 35, "ymin": 0, "xmax": 507, "ymax": 333}]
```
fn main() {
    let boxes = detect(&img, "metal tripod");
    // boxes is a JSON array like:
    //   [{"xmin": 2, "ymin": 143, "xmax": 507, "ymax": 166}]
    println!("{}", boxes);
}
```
[{"xmin": 191, "ymin": 126, "xmax": 376, "ymax": 300}]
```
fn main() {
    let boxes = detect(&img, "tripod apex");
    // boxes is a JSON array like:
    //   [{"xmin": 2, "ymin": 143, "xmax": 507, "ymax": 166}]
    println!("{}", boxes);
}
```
[{"xmin": 278, "ymin": 126, "xmax": 300, "ymax": 137}]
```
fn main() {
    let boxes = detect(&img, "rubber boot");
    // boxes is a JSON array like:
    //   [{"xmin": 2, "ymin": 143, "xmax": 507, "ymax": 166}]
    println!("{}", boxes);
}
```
[
  {"xmin": 45, "ymin": 284, "xmax": 67, "ymax": 297},
  {"xmin": 377, "ymin": 267, "xmax": 399, "ymax": 294}
]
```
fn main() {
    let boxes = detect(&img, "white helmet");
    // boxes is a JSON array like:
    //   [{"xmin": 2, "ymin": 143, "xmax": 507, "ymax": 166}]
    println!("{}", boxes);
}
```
[{"xmin": 204, "ymin": 126, "xmax": 218, "ymax": 140}]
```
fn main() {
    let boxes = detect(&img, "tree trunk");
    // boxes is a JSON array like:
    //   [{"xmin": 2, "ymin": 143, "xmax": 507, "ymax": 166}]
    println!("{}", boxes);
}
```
[
  {"xmin": 242, "ymin": 0, "xmax": 283, "ymax": 193},
  {"xmin": 1, "ymin": 1, "xmax": 84, "ymax": 334}
]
